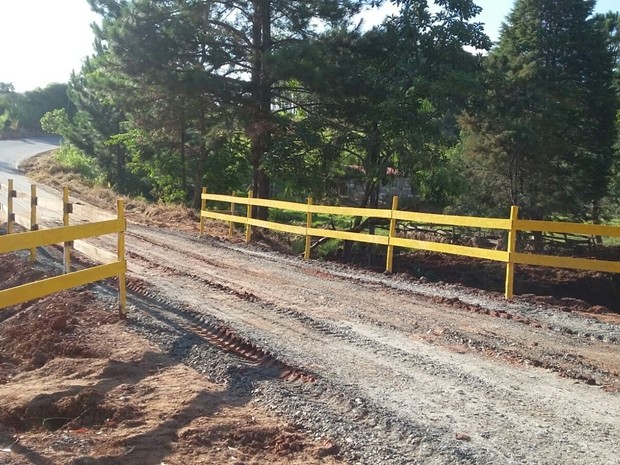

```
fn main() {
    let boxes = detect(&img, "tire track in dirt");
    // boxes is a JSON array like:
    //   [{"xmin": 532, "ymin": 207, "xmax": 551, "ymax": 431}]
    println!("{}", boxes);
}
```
[{"xmin": 125, "ymin": 276, "xmax": 317, "ymax": 383}]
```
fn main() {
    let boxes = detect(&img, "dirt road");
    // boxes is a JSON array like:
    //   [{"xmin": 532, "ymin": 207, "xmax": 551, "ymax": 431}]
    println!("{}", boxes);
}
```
[
  {"xmin": 2, "ymin": 140, "xmax": 620, "ymax": 464},
  {"xmin": 103, "ymin": 225, "xmax": 619, "ymax": 465}
]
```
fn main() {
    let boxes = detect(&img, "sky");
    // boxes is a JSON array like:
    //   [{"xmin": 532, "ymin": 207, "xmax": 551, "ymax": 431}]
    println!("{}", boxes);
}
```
[{"xmin": 0, "ymin": 0, "xmax": 618, "ymax": 93}]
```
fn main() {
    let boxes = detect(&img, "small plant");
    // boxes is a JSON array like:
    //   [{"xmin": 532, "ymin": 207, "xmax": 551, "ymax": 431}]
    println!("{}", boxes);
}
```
[
  {"xmin": 53, "ymin": 144, "xmax": 103, "ymax": 183},
  {"xmin": 315, "ymin": 239, "xmax": 342, "ymax": 260}
]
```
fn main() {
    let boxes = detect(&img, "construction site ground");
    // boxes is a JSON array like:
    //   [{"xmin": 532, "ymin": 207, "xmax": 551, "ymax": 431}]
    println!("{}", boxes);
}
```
[{"xmin": 0, "ymin": 150, "xmax": 619, "ymax": 464}]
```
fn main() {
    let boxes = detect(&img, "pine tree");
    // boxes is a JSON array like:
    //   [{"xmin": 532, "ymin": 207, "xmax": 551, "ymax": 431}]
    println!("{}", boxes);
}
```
[
  {"xmin": 460, "ymin": 0, "xmax": 617, "ymax": 221},
  {"xmin": 86, "ymin": 0, "xmax": 373, "ymax": 216}
]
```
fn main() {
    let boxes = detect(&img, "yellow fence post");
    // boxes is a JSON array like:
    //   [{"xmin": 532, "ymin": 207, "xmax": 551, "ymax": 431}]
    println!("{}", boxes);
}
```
[
  {"xmin": 386, "ymin": 195, "xmax": 399, "ymax": 273},
  {"xmin": 63, "ymin": 187, "xmax": 72, "ymax": 274},
  {"xmin": 505, "ymin": 205, "xmax": 519, "ymax": 299},
  {"xmin": 229, "ymin": 191, "xmax": 236, "ymax": 238},
  {"xmin": 304, "ymin": 197, "xmax": 313, "ymax": 259},
  {"xmin": 29, "ymin": 184, "xmax": 37, "ymax": 262},
  {"xmin": 117, "ymin": 199, "xmax": 127, "ymax": 317},
  {"xmin": 200, "ymin": 187, "xmax": 207, "ymax": 235},
  {"xmin": 7, "ymin": 179, "xmax": 15, "ymax": 235},
  {"xmin": 245, "ymin": 190, "xmax": 253, "ymax": 243}
]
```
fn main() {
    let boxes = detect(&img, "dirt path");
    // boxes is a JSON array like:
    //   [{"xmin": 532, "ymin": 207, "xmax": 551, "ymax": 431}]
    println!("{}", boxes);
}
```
[{"xmin": 75, "ymin": 221, "xmax": 620, "ymax": 465}]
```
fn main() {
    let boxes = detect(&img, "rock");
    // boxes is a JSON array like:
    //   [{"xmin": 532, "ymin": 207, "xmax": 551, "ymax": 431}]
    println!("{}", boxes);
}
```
[
  {"xmin": 558, "ymin": 297, "xmax": 590, "ymax": 311},
  {"xmin": 51, "ymin": 314, "xmax": 67, "ymax": 330},
  {"xmin": 315, "ymin": 441, "xmax": 340, "ymax": 458},
  {"xmin": 534, "ymin": 295, "xmax": 559, "ymax": 305},
  {"xmin": 587, "ymin": 305, "xmax": 608, "ymax": 314},
  {"xmin": 69, "ymin": 457, "xmax": 96, "ymax": 465},
  {"xmin": 455, "ymin": 432, "xmax": 471, "ymax": 441},
  {"xmin": 30, "ymin": 351, "xmax": 48, "ymax": 368}
]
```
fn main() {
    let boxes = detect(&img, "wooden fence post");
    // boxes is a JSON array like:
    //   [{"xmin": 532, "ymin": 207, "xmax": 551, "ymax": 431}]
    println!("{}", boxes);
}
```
[
  {"xmin": 30, "ymin": 184, "xmax": 38, "ymax": 262},
  {"xmin": 7, "ymin": 179, "xmax": 15, "ymax": 235},
  {"xmin": 245, "ymin": 190, "xmax": 253, "ymax": 243},
  {"xmin": 505, "ymin": 205, "xmax": 519, "ymax": 299},
  {"xmin": 229, "ymin": 192, "xmax": 236, "ymax": 238},
  {"xmin": 200, "ymin": 187, "xmax": 207, "ymax": 236},
  {"xmin": 117, "ymin": 199, "xmax": 127, "ymax": 317},
  {"xmin": 304, "ymin": 197, "xmax": 313, "ymax": 260},
  {"xmin": 63, "ymin": 187, "xmax": 72, "ymax": 274},
  {"xmin": 385, "ymin": 195, "xmax": 399, "ymax": 273}
]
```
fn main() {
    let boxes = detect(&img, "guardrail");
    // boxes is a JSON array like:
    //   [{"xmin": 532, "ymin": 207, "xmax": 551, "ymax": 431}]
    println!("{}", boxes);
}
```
[
  {"xmin": 200, "ymin": 189, "xmax": 620, "ymax": 299},
  {"xmin": 0, "ymin": 179, "xmax": 127, "ymax": 315}
]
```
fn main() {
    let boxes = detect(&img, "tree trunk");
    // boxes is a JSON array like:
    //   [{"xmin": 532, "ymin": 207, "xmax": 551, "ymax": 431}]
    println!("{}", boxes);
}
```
[
  {"xmin": 114, "ymin": 120, "xmax": 127, "ymax": 194},
  {"xmin": 115, "ymin": 147, "xmax": 126, "ymax": 194},
  {"xmin": 249, "ymin": 0, "xmax": 272, "ymax": 221},
  {"xmin": 180, "ymin": 112, "xmax": 188, "ymax": 200},
  {"xmin": 343, "ymin": 124, "xmax": 382, "ymax": 262},
  {"xmin": 592, "ymin": 199, "xmax": 602, "ymax": 247},
  {"xmin": 532, "ymin": 231, "xmax": 544, "ymax": 253},
  {"xmin": 191, "ymin": 108, "xmax": 208, "ymax": 209}
]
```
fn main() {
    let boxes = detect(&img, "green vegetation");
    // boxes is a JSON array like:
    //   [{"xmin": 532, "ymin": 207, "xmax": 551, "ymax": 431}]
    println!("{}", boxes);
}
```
[
  {"xmin": 460, "ymin": 0, "xmax": 618, "ymax": 224},
  {"xmin": 0, "ymin": 83, "xmax": 73, "ymax": 138},
  {"xmin": 5, "ymin": 1, "xmax": 620, "ymax": 233},
  {"xmin": 53, "ymin": 144, "xmax": 102, "ymax": 183}
]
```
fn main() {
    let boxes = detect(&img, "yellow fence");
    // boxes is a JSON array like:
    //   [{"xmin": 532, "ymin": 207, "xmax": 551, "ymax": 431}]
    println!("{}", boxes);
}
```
[
  {"xmin": 200, "ymin": 189, "xmax": 620, "ymax": 299},
  {"xmin": 0, "ymin": 179, "xmax": 127, "ymax": 315}
]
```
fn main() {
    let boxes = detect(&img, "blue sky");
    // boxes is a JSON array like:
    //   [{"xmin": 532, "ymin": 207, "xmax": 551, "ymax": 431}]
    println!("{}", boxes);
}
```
[{"xmin": 0, "ymin": 0, "xmax": 618, "ymax": 92}]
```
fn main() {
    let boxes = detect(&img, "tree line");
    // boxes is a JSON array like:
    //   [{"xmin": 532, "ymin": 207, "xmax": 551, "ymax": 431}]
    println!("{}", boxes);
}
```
[
  {"xmin": 3, "ymin": 0, "xmax": 620, "ymax": 224},
  {"xmin": 0, "ymin": 82, "xmax": 72, "ymax": 138}
]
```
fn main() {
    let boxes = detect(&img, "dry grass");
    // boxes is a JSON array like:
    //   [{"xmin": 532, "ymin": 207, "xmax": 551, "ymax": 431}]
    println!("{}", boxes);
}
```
[{"xmin": 21, "ymin": 151, "xmax": 202, "ymax": 233}]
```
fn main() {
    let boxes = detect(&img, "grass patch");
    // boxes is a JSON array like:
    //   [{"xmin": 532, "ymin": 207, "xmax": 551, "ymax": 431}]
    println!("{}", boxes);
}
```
[{"xmin": 53, "ymin": 144, "xmax": 103, "ymax": 183}]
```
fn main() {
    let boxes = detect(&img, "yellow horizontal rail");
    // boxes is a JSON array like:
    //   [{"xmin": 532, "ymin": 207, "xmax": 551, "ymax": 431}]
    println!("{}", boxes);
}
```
[
  {"xmin": 247, "ymin": 218, "xmax": 307, "ymax": 235},
  {"xmin": 0, "ymin": 261, "xmax": 125, "ymax": 309},
  {"xmin": 202, "ymin": 210, "xmax": 248, "ymax": 224},
  {"xmin": 203, "ymin": 193, "xmax": 395, "ymax": 219},
  {"xmin": 515, "ymin": 219, "xmax": 620, "ymax": 237},
  {"xmin": 513, "ymin": 252, "xmax": 620, "ymax": 274},
  {"xmin": 204, "ymin": 193, "xmax": 251, "ymax": 204},
  {"xmin": 308, "ymin": 204, "xmax": 393, "ymax": 219},
  {"xmin": 391, "ymin": 237, "xmax": 510, "ymax": 262},
  {"xmin": 0, "ymin": 218, "xmax": 124, "ymax": 254},
  {"xmin": 394, "ymin": 211, "xmax": 511, "ymax": 230},
  {"xmin": 247, "ymin": 197, "xmax": 308, "ymax": 211},
  {"xmin": 204, "ymin": 194, "xmax": 309, "ymax": 212},
  {"xmin": 307, "ymin": 227, "xmax": 390, "ymax": 245}
]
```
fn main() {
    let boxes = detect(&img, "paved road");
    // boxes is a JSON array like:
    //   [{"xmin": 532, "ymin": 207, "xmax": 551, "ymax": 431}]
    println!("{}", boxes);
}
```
[
  {"xmin": 0, "ymin": 137, "xmax": 64, "ymax": 226},
  {"xmin": 0, "ymin": 137, "xmax": 60, "ymax": 171},
  {"xmin": 0, "ymin": 137, "xmax": 115, "ymax": 230}
]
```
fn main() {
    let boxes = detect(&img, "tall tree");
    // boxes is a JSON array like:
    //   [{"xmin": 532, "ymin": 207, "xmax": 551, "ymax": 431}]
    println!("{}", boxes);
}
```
[
  {"xmin": 278, "ymin": 0, "xmax": 490, "ymax": 209},
  {"xmin": 86, "ymin": 0, "xmax": 373, "ymax": 215},
  {"xmin": 460, "ymin": 0, "xmax": 617, "ymax": 222},
  {"xmin": 597, "ymin": 11, "xmax": 620, "ymax": 212}
]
